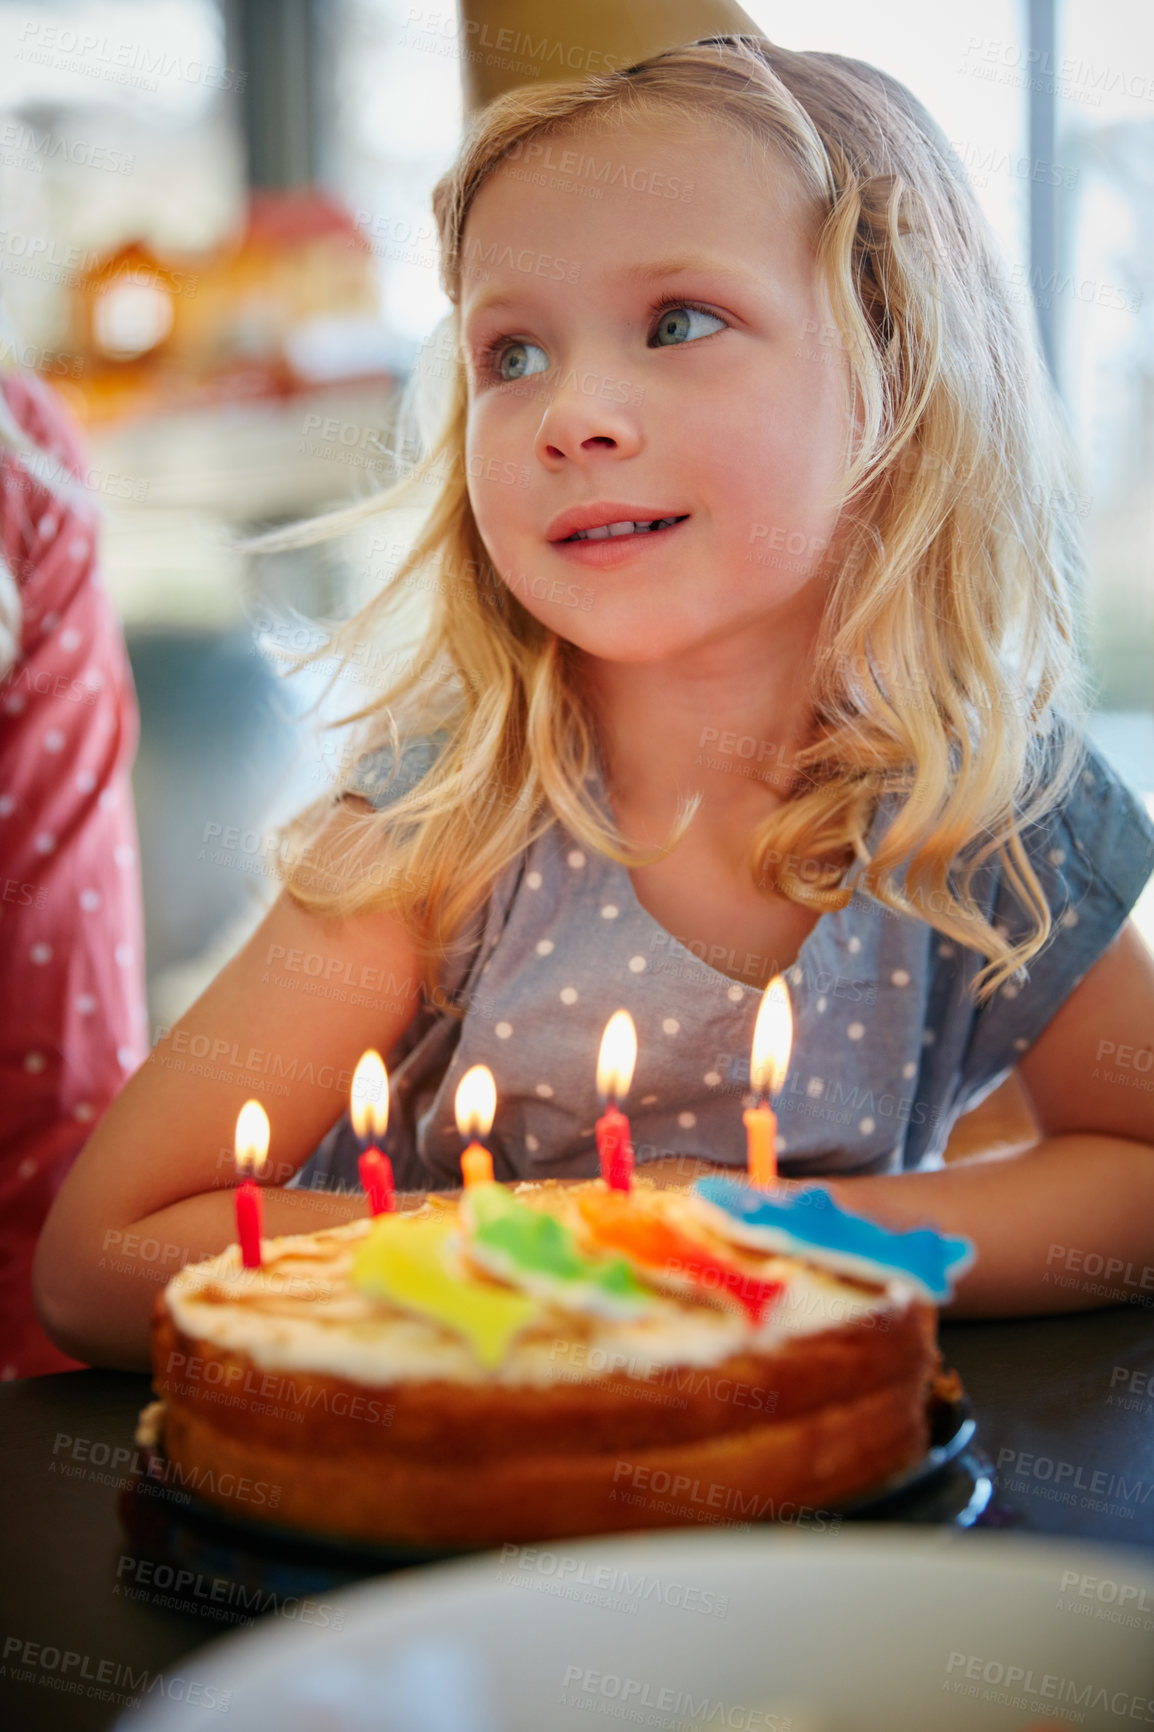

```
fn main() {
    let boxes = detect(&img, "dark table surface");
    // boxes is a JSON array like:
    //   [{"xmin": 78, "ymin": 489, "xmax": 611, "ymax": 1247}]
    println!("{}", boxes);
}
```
[{"xmin": 3, "ymin": 1304, "xmax": 1153, "ymax": 1732}]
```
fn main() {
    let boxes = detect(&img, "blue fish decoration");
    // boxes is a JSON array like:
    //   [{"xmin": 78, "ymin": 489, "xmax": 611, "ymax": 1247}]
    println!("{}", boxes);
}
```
[{"xmin": 691, "ymin": 1176, "xmax": 975, "ymax": 1303}]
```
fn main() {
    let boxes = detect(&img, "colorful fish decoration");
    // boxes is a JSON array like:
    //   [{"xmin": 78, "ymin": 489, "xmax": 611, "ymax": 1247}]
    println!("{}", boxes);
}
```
[
  {"xmin": 576, "ymin": 1190, "xmax": 784, "ymax": 1324},
  {"xmin": 460, "ymin": 1182, "xmax": 654, "ymax": 1319},
  {"xmin": 352, "ymin": 1215, "xmax": 541, "ymax": 1367},
  {"xmin": 691, "ymin": 1176, "xmax": 975, "ymax": 1303}
]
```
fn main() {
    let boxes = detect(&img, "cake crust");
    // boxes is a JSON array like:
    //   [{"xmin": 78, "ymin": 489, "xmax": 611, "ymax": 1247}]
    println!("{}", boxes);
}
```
[{"xmin": 149, "ymin": 1295, "xmax": 938, "ymax": 1544}]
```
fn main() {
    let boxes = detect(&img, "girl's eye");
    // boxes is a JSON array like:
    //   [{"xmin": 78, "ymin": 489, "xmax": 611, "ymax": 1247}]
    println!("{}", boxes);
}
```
[
  {"xmin": 482, "ymin": 338, "xmax": 549, "ymax": 385},
  {"xmin": 476, "ymin": 299, "xmax": 726, "ymax": 386},
  {"xmin": 650, "ymin": 301, "xmax": 727, "ymax": 347}
]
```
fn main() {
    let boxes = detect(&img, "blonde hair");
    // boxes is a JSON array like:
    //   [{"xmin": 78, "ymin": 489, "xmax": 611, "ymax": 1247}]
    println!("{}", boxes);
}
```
[{"xmin": 265, "ymin": 34, "xmax": 1092, "ymax": 1008}]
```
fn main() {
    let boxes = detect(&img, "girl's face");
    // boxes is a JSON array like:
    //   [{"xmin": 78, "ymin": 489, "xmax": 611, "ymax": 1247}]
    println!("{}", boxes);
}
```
[{"xmin": 459, "ymin": 117, "xmax": 853, "ymax": 664}]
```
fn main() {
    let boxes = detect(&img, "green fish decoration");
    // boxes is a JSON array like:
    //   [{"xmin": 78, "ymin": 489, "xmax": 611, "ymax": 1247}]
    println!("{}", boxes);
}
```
[{"xmin": 461, "ymin": 1183, "xmax": 654, "ymax": 1319}]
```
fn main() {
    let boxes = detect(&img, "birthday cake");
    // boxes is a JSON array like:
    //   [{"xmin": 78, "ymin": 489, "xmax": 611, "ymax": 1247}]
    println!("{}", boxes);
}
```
[{"xmin": 142, "ymin": 1176, "xmax": 971, "ymax": 1547}]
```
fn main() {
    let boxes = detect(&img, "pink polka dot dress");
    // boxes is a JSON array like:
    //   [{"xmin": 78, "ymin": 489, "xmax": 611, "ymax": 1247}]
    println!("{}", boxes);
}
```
[{"xmin": 0, "ymin": 372, "xmax": 147, "ymax": 1378}]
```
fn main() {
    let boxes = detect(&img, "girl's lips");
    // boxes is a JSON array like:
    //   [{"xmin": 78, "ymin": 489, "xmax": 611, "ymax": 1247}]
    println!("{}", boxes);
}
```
[{"xmin": 548, "ymin": 517, "xmax": 690, "ymax": 565}]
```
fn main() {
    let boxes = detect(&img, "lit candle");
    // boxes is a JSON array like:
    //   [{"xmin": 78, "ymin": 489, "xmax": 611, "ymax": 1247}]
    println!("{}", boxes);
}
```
[
  {"xmin": 744, "ymin": 976, "xmax": 792, "ymax": 1187},
  {"xmin": 352, "ymin": 1049, "xmax": 394, "ymax": 1215},
  {"xmin": 455, "ymin": 1064, "xmax": 497, "ymax": 1186},
  {"xmin": 234, "ymin": 1099, "xmax": 270, "ymax": 1268},
  {"xmin": 595, "ymin": 1009, "xmax": 637, "ymax": 1192}
]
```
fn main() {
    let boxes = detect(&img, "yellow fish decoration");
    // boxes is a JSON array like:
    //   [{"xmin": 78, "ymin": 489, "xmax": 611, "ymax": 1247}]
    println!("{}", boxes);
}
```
[{"xmin": 352, "ymin": 1215, "xmax": 541, "ymax": 1368}]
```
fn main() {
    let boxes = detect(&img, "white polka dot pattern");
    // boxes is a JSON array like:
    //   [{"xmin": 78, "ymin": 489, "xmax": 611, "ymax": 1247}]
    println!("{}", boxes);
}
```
[
  {"xmin": 318, "ymin": 733, "xmax": 1154, "ymax": 1194},
  {"xmin": 3, "ymin": 382, "xmax": 149, "ymax": 1361}
]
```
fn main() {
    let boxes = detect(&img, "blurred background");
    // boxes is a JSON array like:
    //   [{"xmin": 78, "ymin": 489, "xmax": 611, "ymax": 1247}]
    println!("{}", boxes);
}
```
[{"xmin": 0, "ymin": 0, "xmax": 1151, "ymax": 1068}]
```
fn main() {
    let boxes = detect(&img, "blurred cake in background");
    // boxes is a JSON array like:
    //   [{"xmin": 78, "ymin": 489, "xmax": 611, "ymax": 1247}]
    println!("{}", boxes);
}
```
[{"xmin": 62, "ymin": 189, "xmax": 393, "ymax": 426}]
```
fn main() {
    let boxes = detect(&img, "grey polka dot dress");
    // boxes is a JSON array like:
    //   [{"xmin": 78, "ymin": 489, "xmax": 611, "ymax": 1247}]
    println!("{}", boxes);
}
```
[{"xmin": 296, "ymin": 735, "xmax": 1154, "ymax": 1194}]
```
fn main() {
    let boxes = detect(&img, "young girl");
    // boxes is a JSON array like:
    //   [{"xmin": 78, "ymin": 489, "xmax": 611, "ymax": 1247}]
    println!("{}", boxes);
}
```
[{"xmin": 35, "ymin": 36, "xmax": 1154, "ymax": 1369}]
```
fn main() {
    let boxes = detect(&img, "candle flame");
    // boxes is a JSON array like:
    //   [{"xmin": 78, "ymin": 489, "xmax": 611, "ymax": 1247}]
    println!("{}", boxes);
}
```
[
  {"xmin": 455, "ymin": 1064, "xmax": 496, "ymax": 1139},
  {"xmin": 750, "ymin": 976, "xmax": 792, "ymax": 1097},
  {"xmin": 596, "ymin": 1009, "xmax": 637, "ymax": 1101},
  {"xmin": 350, "ymin": 1049, "xmax": 389, "ymax": 1140},
  {"xmin": 235, "ymin": 1099, "xmax": 270, "ymax": 1179}
]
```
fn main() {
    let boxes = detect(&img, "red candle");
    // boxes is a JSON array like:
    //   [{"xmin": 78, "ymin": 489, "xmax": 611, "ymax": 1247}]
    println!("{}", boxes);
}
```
[
  {"xmin": 595, "ymin": 1010, "xmax": 637, "ymax": 1193},
  {"xmin": 234, "ymin": 1100, "xmax": 270, "ymax": 1269},
  {"xmin": 352, "ymin": 1050, "xmax": 394, "ymax": 1216},
  {"xmin": 358, "ymin": 1146, "xmax": 395, "ymax": 1215},
  {"xmin": 236, "ymin": 1176, "xmax": 264, "ymax": 1268},
  {"xmin": 595, "ymin": 1100, "xmax": 634, "ymax": 1192}
]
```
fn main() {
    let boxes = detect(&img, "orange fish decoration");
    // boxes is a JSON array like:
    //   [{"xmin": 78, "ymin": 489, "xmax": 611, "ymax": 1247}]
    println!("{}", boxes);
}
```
[{"xmin": 576, "ymin": 1191, "xmax": 784, "ymax": 1324}]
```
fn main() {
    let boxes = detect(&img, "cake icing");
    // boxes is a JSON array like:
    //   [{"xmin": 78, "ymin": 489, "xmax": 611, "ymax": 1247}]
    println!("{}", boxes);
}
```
[{"xmin": 162, "ymin": 1185, "xmax": 912, "ymax": 1389}]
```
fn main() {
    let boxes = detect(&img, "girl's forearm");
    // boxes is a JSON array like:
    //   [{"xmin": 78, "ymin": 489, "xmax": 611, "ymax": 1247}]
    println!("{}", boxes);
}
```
[
  {"xmin": 43, "ymin": 1136, "xmax": 1154, "ymax": 1368},
  {"xmin": 822, "ymin": 1135, "xmax": 1154, "ymax": 1318},
  {"xmin": 642, "ymin": 1140, "xmax": 1154, "ymax": 1320},
  {"xmin": 34, "ymin": 1184, "xmax": 428, "ymax": 1372}
]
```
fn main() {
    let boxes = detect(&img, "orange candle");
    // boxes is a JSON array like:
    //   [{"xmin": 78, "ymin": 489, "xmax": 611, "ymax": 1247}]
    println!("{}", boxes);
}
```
[
  {"xmin": 745, "ymin": 977, "xmax": 792, "ymax": 1187},
  {"xmin": 460, "ymin": 1142, "xmax": 495, "ymax": 1186},
  {"xmin": 234, "ymin": 1100, "xmax": 270, "ymax": 1268},
  {"xmin": 595, "ymin": 1010, "xmax": 637, "ymax": 1192},
  {"xmin": 352, "ymin": 1050, "xmax": 394, "ymax": 1215},
  {"xmin": 744, "ymin": 1100, "xmax": 778, "ymax": 1188},
  {"xmin": 455, "ymin": 1064, "xmax": 497, "ymax": 1187}
]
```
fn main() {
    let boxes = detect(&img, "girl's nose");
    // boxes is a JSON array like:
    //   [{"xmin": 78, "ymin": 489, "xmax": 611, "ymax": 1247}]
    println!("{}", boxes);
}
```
[{"xmin": 533, "ymin": 373, "xmax": 644, "ymax": 467}]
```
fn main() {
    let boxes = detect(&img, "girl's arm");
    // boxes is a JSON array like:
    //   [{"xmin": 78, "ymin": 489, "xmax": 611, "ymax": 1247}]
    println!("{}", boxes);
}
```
[
  {"xmin": 780, "ymin": 919, "xmax": 1154, "ymax": 1317},
  {"xmin": 33, "ymin": 806, "xmax": 428, "ymax": 1369},
  {"xmin": 644, "ymin": 923, "xmax": 1154, "ymax": 1320},
  {"xmin": 821, "ymin": 920, "xmax": 1154, "ymax": 1318}
]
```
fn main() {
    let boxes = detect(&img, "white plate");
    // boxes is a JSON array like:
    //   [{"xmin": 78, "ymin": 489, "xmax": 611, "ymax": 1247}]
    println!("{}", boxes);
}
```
[{"xmin": 121, "ymin": 1528, "xmax": 1154, "ymax": 1732}]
